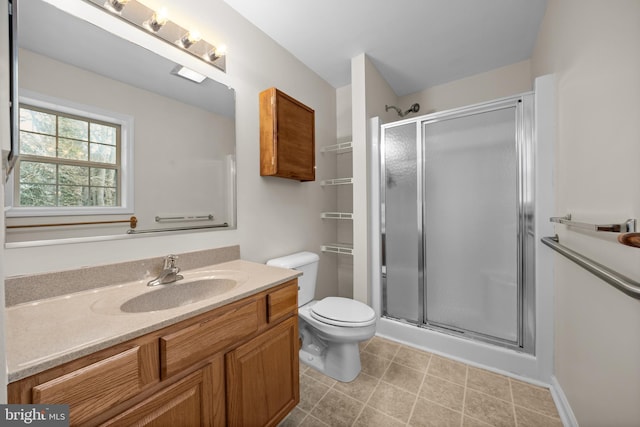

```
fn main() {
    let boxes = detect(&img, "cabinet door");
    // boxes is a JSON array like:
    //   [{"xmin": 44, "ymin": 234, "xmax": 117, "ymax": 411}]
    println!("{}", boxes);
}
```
[
  {"xmin": 260, "ymin": 88, "xmax": 315, "ymax": 181},
  {"xmin": 101, "ymin": 361, "xmax": 224, "ymax": 427},
  {"xmin": 226, "ymin": 316, "xmax": 299, "ymax": 427}
]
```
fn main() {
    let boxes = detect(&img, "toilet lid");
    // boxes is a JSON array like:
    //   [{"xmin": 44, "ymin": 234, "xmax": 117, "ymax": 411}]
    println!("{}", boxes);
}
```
[{"xmin": 310, "ymin": 297, "xmax": 376, "ymax": 327}]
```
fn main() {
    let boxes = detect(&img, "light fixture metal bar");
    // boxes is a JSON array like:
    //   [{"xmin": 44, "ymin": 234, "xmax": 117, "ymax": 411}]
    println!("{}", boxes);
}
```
[{"xmin": 83, "ymin": 0, "xmax": 226, "ymax": 72}]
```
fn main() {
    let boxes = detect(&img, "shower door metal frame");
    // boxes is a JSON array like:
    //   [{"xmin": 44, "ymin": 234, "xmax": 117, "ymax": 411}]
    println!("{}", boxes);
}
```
[
  {"xmin": 380, "ymin": 120, "xmax": 424, "ymax": 323},
  {"xmin": 380, "ymin": 93, "xmax": 535, "ymax": 354}
]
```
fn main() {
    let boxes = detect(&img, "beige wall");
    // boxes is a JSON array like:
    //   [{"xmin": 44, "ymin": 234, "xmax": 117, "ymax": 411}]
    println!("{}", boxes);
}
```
[
  {"xmin": 4, "ymin": 0, "xmax": 338, "ymax": 297},
  {"xmin": 399, "ymin": 60, "xmax": 532, "ymax": 114},
  {"xmin": 531, "ymin": 1, "xmax": 640, "ymax": 425}
]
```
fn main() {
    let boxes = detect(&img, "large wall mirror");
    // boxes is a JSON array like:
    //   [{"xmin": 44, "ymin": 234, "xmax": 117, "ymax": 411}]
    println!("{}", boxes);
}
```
[{"xmin": 5, "ymin": 0, "xmax": 236, "ymax": 245}]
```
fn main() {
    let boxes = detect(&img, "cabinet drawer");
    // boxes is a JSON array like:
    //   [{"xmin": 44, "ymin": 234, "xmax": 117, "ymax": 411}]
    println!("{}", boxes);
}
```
[
  {"xmin": 267, "ymin": 280, "xmax": 298, "ymax": 323},
  {"xmin": 161, "ymin": 299, "xmax": 261, "ymax": 379},
  {"xmin": 32, "ymin": 345, "xmax": 156, "ymax": 425}
]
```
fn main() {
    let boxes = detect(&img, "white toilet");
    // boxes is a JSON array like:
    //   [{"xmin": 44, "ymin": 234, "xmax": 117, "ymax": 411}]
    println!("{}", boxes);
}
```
[{"xmin": 267, "ymin": 251, "xmax": 376, "ymax": 382}]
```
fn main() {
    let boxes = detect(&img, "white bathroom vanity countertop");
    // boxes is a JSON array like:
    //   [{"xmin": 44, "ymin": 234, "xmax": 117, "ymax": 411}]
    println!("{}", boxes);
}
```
[{"xmin": 5, "ymin": 259, "xmax": 300, "ymax": 382}]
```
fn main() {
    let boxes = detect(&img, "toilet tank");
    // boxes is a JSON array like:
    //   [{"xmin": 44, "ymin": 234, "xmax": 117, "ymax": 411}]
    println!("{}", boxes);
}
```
[{"xmin": 266, "ymin": 252, "xmax": 319, "ymax": 306}]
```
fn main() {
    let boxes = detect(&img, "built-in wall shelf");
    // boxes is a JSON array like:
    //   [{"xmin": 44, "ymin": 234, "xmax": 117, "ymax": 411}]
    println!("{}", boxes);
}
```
[
  {"xmin": 321, "ymin": 212, "xmax": 353, "ymax": 220},
  {"xmin": 321, "ymin": 177, "xmax": 353, "ymax": 186},
  {"xmin": 321, "ymin": 141, "xmax": 353, "ymax": 154},
  {"xmin": 321, "ymin": 243, "xmax": 354, "ymax": 255}
]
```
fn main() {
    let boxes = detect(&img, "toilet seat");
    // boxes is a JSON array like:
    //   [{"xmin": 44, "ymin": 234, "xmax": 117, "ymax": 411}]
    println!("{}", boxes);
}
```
[{"xmin": 310, "ymin": 297, "xmax": 376, "ymax": 327}]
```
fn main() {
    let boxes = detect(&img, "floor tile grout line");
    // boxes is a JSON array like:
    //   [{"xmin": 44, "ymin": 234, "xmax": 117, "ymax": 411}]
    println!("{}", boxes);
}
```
[
  {"xmin": 405, "ymin": 350, "xmax": 432, "ymax": 426},
  {"xmin": 464, "ymin": 364, "xmax": 472, "ymax": 426},
  {"xmin": 306, "ymin": 413, "xmax": 331, "ymax": 427},
  {"xmin": 510, "ymin": 376, "xmax": 519, "ymax": 427},
  {"xmin": 467, "ymin": 367, "xmax": 515, "ymax": 402},
  {"xmin": 349, "ymin": 339, "xmax": 396, "ymax": 427},
  {"xmin": 321, "ymin": 386, "xmax": 361, "ymax": 427},
  {"xmin": 410, "ymin": 391, "xmax": 467, "ymax": 424},
  {"xmin": 425, "ymin": 370, "xmax": 468, "ymax": 389},
  {"xmin": 350, "ymin": 367, "xmax": 383, "ymax": 426},
  {"xmin": 467, "ymin": 384, "xmax": 517, "ymax": 405},
  {"xmin": 460, "ymin": 364, "xmax": 468, "ymax": 427},
  {"xmin": 508, "ymin": 377, "xmax": 561, "ymax": 420},
  {"xmin": 463, "ymin": 414, "xmax": 495, "ymax": 427},
  {"xmin": 304, "ymin": 372, "xmax": 334, "ymax": 425},
  {"xmin": 351, "ymin": 344, "xmax": 405, "ymax": 427},
  {"xmin": 513, "ymin": 403, "xmax": 563, "ymax": 421},
  {"xmin": 464, "ymin": 387, "xmax": 518, "ymax": 427}
]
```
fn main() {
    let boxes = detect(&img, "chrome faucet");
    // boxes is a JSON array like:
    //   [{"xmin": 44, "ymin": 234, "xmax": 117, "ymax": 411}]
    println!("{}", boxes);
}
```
[{"xmin": 147, "ymin": 255, "xmax": 184, "ymax": 286}]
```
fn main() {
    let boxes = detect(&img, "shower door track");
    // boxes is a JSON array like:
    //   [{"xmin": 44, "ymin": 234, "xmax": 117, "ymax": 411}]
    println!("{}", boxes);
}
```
[{"xmin": 381, "ymin": 313, "xmax": 523, "ymax": 351}]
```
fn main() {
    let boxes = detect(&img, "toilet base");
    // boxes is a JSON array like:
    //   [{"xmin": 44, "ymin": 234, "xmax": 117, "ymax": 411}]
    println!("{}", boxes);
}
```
[
  {"xmin": 296, "ymin": 300, "xmax": 376, "ymax": 382},
  {"xmin": 299, "ymin": 331, "xmax": 363, "ymax": 382}
]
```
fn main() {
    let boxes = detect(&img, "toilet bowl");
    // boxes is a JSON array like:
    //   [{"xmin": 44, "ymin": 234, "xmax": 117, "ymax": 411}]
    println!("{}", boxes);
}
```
[{"xmin": 266, "ymin": 252, "xmax": 376, "ymax": 382}]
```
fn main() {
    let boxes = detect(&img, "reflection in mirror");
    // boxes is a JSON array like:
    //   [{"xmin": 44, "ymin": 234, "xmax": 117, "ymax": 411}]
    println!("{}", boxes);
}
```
[{"xmin": 5, "ymin": 0, "xmax": 236, "ymax": 245}]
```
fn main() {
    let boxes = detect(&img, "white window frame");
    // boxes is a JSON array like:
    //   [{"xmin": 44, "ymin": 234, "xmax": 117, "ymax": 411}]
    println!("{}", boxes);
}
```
[{"xmin": 5, "ymin": 90, "xmax": 134, "ymax": 217}]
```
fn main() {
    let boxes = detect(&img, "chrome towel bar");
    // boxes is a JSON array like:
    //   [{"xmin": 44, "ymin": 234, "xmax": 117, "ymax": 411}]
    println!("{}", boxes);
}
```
[
  {"xmin": 550, "ymin": 214, "xmax": 636, "ymax": 233},
  {"xmin": 127, "ymin": 223, "xmax": 229, "ymax": 234},
  {"xmin": 155, "ymin": 214, "xmax": 214, "ymax": 223},
  {"xmin": 541, "ymin": 236, "xmax": 640, "ymax": 299}
]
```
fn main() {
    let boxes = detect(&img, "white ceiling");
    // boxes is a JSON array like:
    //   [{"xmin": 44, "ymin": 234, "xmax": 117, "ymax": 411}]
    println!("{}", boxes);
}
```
[{"xmin": 222, "ymin": 0, "xmax": 548, "ymax": 96}]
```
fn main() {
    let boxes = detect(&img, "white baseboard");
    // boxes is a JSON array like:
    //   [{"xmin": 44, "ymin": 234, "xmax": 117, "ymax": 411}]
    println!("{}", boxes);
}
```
[{"xmin": 550, "ymin": 375, "xmax": 579, "ymax": 427}]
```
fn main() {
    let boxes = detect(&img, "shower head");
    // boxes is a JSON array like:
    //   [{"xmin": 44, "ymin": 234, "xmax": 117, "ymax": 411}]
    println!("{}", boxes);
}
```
[
  {"xmin": 385, "ymin": 103, "xmax": 420, "ymax": 118},
  {"xmin": 407, "ymin": 103, "xmax": 420, "ymax": 114}
]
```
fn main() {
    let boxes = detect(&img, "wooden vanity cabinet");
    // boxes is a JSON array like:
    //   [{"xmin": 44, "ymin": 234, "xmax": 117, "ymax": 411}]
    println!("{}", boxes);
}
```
[
  {"xmin": 8, "ymin": 280, "xmax": 299, "ymax": 427},
  {"xmin": 260, "ymin": 87, "xmax": 315, "ymax": 181},
  {"xmin": 226, "ymin": 316, "xmax": 299, "ymax": 427}
]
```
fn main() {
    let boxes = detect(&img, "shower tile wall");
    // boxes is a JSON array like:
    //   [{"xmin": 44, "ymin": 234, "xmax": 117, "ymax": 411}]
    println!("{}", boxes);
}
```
[{"xmin": 280, "ymin": 337, "xmax": 562, "ymax": 427}]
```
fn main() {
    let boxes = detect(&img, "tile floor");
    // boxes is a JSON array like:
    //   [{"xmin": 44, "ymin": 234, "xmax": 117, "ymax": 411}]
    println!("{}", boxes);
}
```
[{"xmin": 279, "ymin": 336, "xmax": 563, "ymax": 427}]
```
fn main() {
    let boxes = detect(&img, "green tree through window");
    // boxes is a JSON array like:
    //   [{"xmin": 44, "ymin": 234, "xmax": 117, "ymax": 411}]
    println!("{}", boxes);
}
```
[{"xmin": 17, "ymin": 105, "xmax": 121, "ymax": 208}]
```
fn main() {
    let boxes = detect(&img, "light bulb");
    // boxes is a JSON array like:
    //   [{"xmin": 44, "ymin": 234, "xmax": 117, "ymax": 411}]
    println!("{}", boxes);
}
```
[
  {"xmin": 144, "ymin": 7, "xmax": 169, "ymax": 32},
  {"xmin": 104, "ymin": 0, "xmax": 130, "ymax": 13},
  {"xmin": 178, "ymin": 30, "xmax": 201, "ymax": 49},
  {"xmin": 204, "ymin": 45, "xmax": 226, "ymax": 62}
]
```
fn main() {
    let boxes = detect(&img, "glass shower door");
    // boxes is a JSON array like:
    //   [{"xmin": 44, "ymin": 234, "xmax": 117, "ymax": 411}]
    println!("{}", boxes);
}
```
[
  {"xmin": 381, "ymin": 122, "xmax": 421, "ymax": 323},
  {"xmin": 423, "ymin": 107, "xmax": 519, "ymax": 343}
]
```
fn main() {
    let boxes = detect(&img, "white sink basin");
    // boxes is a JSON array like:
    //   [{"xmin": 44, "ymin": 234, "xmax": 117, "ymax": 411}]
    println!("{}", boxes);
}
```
[
  {"xmin": 90, "ymin": 269, "xmax": 249, "ymax": 315},
  {"xmin": 120, "ymin": 278, "xmax": 238, "ymax": 313}
]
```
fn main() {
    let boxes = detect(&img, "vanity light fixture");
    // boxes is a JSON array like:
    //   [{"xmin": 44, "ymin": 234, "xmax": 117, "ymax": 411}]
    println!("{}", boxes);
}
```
[
  {"xmin": 171, "ymin": 65, "xmax": 207, "ymax": 83},
  {"xmin": 85, "ymin": 0, "xmax": 227, "ymax": 72},
  {"xmin": 204, "ymin": 45, "xmax": 226, "ymax": 62},
  {"xmin": 143, "ymin": 7, "xmax": 168, "ymax": 33},
  {"xmin": 178, "ymin": 30, "xmax": 201, "ymax": 49},
  {"xmin": 103, "ymin": 0, "xmax": 130, "ymax": 13}
]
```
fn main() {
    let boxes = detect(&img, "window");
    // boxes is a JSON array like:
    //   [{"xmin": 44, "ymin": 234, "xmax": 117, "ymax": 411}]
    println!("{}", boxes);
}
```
[
  {"xmin": 17, "ymin": 105, "xmax": 121, "ymax": 207},
  {"xmin": 6, "ymin": 93, "xmax": 134, "ymax": 217}
]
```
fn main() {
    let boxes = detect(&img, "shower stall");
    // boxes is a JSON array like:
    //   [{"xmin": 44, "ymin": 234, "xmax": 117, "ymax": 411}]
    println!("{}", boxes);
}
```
[{"xmin": 379, "ymin": 94, "xmax": 535, "ymax": 354}]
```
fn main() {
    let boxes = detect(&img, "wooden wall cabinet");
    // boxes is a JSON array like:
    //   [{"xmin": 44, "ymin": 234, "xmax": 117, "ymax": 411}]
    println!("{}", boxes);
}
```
[
  {"xmin": 260, "ymin": 87, "xmax": 315, "ymax": 181},
  {"xmin": 8, "ymin": 280, "xmax": 299, "ymax": 427}
]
